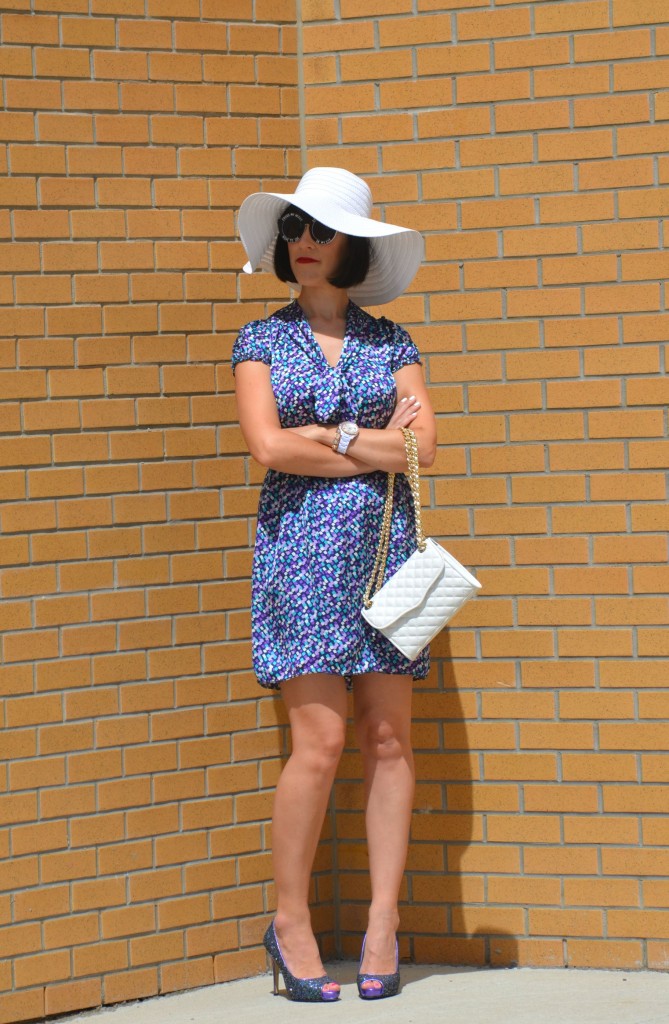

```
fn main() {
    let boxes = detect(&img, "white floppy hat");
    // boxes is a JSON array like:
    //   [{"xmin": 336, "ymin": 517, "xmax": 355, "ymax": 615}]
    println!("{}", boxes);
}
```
[{"xmin": 238, "ymin": 166, "xmax": 424, "ymax": 307}]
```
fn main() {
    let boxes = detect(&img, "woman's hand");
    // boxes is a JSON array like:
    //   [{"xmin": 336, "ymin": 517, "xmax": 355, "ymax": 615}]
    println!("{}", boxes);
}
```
[
  {"xmin": 384, "ymin": 394, "xmax": 421, "ymax": 430},
  {"xmin": 283, "ymin": 391, "xmax": 426, "ymax": 469},
  {"xmin": 285, "ymin": 393, "xmax": 421, "ymax": 444},
  {"xmin": 235, "ymin": 362, "xmax": 374, "ymax": 477},
  {"xmin": 237, "ymin": 363, "xmax": 435, "ymax": 476}
]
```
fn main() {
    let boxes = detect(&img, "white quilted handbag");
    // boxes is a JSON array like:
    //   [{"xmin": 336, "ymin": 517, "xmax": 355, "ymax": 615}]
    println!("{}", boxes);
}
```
[{"xmin": 362, "ymin": 428, "xmax": 482, "ymax": 660}]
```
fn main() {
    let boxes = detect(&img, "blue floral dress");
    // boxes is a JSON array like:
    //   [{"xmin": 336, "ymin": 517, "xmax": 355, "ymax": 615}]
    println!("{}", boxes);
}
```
[{"xmin": 231, "ymin": 299, "xmax": 430, "ymax": 690}]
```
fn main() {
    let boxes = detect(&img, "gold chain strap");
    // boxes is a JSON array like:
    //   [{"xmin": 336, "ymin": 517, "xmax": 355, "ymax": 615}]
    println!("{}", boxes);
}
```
[
  {"xmin": 362, "ymin": 470, "xmax": 395, "ymax": 609},
  {"xmin": 362, "ymin": 427, "xmax": 425, "ymax": 609},
  {"xmin": 402, "ymin": 426, "xmax": 427, "ymax": 553}
]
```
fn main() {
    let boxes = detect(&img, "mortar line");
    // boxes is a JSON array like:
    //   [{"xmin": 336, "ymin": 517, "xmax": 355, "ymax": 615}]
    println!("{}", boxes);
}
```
[{"xmin": 296, "ymin": 0, "xmax": 307, "ymax": 175}]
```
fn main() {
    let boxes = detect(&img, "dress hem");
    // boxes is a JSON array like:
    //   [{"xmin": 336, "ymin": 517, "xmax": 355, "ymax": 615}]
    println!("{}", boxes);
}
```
[{"xmin": 255, "ymin": 662, "xmax": 430, "ymax": 692}]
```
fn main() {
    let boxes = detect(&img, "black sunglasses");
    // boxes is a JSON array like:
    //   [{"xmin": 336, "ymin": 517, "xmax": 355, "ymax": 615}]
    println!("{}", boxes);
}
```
[{"xmin": 278, "ymin": 209, "xmax": 337, "ymax": 246}]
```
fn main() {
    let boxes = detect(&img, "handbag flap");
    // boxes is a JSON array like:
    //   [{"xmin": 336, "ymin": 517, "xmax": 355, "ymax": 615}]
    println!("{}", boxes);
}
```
[{"xmin": 365, "ymin": 544, "xmax": 445, "ymax": 630}]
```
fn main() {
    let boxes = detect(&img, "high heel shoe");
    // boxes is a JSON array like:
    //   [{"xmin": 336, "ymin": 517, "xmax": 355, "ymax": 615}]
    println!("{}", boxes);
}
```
[
  {"xmin": 356, "ymin": 933, "xmax": 400, "ymax": 1000},
  {"xmin": 263, "ymin": 921, "xmax": 340, "ymax": 1002}
]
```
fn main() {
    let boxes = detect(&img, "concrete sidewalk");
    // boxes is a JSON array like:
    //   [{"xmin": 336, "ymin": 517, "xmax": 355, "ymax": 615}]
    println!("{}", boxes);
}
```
[{"xmin": 62, "ymin": 962, "xmax": 669, "ymax": 1024}]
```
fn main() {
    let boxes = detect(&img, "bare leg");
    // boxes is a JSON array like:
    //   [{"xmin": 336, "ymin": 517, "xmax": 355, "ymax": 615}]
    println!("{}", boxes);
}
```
[
  {"xmin": 272, "ymin": 673, "xmax": 347, "ymax": 988},
  {"xmin": 353, "ymin": 673, "xmax": 414, "ymax": 988}
]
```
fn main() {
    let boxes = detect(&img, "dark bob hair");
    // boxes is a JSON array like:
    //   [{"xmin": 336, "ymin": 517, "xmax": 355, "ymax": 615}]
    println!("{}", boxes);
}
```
[{"xmin": 273, "ymin": 205, "xmax": 373, "ymax": 290}]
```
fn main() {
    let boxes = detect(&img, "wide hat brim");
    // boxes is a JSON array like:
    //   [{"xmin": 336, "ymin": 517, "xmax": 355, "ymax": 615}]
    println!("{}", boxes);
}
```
[{"xmin": 238, "ymin": 168, "xmax": 424, "ymax": 307}]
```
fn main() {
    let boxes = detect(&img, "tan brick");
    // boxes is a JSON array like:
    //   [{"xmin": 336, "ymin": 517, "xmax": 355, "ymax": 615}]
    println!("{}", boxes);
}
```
[
  {"xmin": 589, "ymin": 409, "xmax": 664, "ymax": 438},
  {"xmin": 419, "ymin": 107, "xmax": 491, "ymax": 145},
  {"xmin": 568, "ymin": 940, "xmax": 644, "ymax": 971},
  {"xmin": 90, "ymin": 117, "xmax": 146, "ymax": 149},
  {"xmin": 162, "ymin": 956, "xmax": 215, "ymax": 994},
  {"xmin": 4, "ymin": 14, "xmax": 59, "ymax": 45},
  {"xmin": 0, "ymin": 111, "xmax": 36, "ymax": 141},
  {"xmin": 307, "ymin": 82, "xmax": 375, "ymax": 116},
  {"xmin": 73, "ymin": 939, "xmax": 128, "ymax": 978},
  {"xmin": 575, "ymin": 94, "xmax": 651, "ymax": 128},
  {"xmin": 620, "ymin": 123, "xmax": 669, "ymax": 157},
  {"xmin": 36, "ymin": 40, "xmax": 93, "ymax": 80},
  {"xmin": 145, "ymin": 759, "xmax": 202, "ymax": 812},
  {"xmin": 447, "ymin": 841, "xmax": 520, "ymax": 872},
  {"xmin": 496, "ymin": 36, "xmax": 570, "ymax": 69},
  {"xmin": 457, "ymin": 7, "xmax": 529, "ymax": 41},
  {"xmin": 563, "ymin": 753, "xmax": 638, "ymax": 783},
  {"xmin": 101, "ymin": 905, "xmax": 156, "ymax": 940},
  {"xmin": 484, "ymin": 754, "xmax": 557, "ymax": 782},
  {"xmin": 10, "ymin": 144, "xmax": 64, "ymax": 176},
  {"xmin": 0, "ymin": 991, "xmax": 45, "ymax": 1024},
  {"xmin": 13, "ymin": 885, "xmax": 69, "ymax": 925},
  {"xmin": 0, "ymin": 45, "xmax": 33, "ymax": 78},
  {"xmin": 342, "ymin": 113, "xmax": 413, "ymax": 144},
  {"xmin": 486, "ymin": 815, "xmax": 560, "ymax": 845},
  {"xmin": 42, "ymin": 849, "xmax": 97, "ymax": 885},
  {"xmin": 614, "ymin": 0, "xmax": 669, "ymax": 25},
  {"xmin": 44, "ymin": 979, "xmax": 102, "ymax": 1019},
  {"xmin": 1, "ymin": 563, "xmax": 55, "ymax": 598},
  {"xmin": 500, "ymin": 163, "xmax": 574, "ymax": 197},
  {"xmin": 530, "ymin": 908, "xmax": 604, "ymax": 938},
  {"xmin": 339, "ymin": 50, "xmax": 409, "ymax": 85},
  {"xmin": 92, "ymin": 49, "xmax": 148, "ymax": 82},
  {"xmin": 558, "ymin": 628, "xmax": 634, "ymax": 658},
  {"xmin": 575, "ymin": 24, "xmax": 649, "ymax": 61},
  {"xmin": 147, "ymin": 648, "xmax": 200, "ymax": 688},
  {"xmin": 541, "ymin": 192, "xmax": 615, "ymax": 225},
  {"xmin": 458, "ymin": 70, "xmax": 530, "ymax": 104},
  {"xmin": 540, "ymin": 64, "xmax": 611, "ymax": 98},
  {"xmin": 586, "ymin": 157, "xmax": 656, "ymax": 199},
  {"xmin": 538, "ymin": 129, "xmax": 614, "ymax": 163}
]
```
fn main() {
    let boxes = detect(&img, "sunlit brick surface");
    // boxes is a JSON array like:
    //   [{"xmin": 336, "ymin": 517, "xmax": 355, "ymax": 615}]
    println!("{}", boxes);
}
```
[{"xmin": 0, "ymin": 2, "xmax": 668, "ymax": 1020}]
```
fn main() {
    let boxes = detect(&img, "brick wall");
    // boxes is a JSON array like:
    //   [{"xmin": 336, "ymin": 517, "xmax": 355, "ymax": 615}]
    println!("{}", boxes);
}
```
[
  {"xmin": 301, "ymin": 0, "xmax": 669, "ymax": 974},
  {"xmin": 0, "ymin": 3, "xmax": 300, "ymax": 1021},
  {"xmin": 1, "ymin": 1, "xmax": 669, "ymax": 1021}
]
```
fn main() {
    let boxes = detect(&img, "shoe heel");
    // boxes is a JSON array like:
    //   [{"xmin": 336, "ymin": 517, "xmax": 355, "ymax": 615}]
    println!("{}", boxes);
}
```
[{"xmin": 263, "ymin": 920, "xmax": 340, "ymax": 1003}]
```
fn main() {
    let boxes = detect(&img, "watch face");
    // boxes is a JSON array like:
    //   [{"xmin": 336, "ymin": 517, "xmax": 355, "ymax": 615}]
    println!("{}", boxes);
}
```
[{"xmin": 341, "ymin": 421, "xmax": 358, "ymax": 436}]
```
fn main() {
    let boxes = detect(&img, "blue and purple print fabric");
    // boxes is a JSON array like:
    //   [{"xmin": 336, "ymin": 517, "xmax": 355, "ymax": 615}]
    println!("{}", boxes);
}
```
[{"xmin": 232, "ymin": 299, "xmax": 430, "ymax": 689}]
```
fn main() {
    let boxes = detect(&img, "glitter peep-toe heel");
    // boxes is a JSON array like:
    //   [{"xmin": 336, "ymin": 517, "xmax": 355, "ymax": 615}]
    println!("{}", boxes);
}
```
[
  {"xmin": 263, "ymin": 921, "xmax": 340, "ymax": 1002},
  {"xmin": 356, "ymin": 933, "xmax": 400, "ymax": 1000}
]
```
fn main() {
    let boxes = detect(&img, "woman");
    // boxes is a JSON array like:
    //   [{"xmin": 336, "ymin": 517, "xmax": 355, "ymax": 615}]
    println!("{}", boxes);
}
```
[{"xmin": 232, "ymin": 167, "xmax": 437, "ymax": 1001}]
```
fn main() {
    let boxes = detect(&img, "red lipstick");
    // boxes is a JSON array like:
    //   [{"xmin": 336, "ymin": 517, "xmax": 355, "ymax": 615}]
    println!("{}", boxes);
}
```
[{"xmin": 296, "ymin": 257, "xmax": 317, "ymax": 263}]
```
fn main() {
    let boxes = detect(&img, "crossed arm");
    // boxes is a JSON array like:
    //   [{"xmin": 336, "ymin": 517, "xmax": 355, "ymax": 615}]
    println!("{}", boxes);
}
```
[{"xmin": 234, "ymin": 360, "xmax": 437, "ymax": 478}]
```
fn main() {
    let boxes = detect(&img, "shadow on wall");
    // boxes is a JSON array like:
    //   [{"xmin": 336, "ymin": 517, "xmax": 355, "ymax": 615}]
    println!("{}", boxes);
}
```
[
  {"xmin": 331, "ymin": 629, "xmax": 518, "ymax": 968},
  {"xmin": 415, "ymin": 632, "xmax": 518, "ymax": 969}
]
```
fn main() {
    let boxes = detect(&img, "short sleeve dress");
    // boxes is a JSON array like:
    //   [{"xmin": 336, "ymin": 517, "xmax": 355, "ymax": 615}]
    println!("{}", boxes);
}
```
[{"xmin": 232, "ymin": 299, "xmax": 431, "ymax": 690}]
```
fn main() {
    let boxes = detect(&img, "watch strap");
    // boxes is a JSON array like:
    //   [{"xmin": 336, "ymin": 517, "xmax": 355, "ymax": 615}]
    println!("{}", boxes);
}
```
[{"xmin": 337, "ymin": 431, "xmax": 353, "ymax": 454}]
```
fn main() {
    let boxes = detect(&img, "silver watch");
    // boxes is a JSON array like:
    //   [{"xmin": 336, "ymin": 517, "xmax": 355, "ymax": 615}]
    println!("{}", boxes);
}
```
[{"xmin": 333, "ymin": 420, "xmax": 359, "ymax": 454}]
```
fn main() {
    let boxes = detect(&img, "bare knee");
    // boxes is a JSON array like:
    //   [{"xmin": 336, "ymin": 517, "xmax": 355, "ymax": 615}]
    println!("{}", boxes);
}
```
[
  {"xmin": 282, "ymin": 673, "xmax": 348, "ymax": 777},
  {"xmin": 315, "ymin": 726, "xmax": 346, "ymax": 767},
  {"xmin": 294, "ymin": 724, "xmax": 346, "ymax": 775},
  {"xmin": 357, "ymin": 716, "xmax": 409, "ymax": 763}
]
